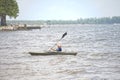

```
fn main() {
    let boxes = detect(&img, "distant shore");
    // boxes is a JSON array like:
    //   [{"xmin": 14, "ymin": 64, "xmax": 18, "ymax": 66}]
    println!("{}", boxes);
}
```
[
  {"xmin": 1, "ymin": 23, "xmax": 120, "ymax": 31},
  {"xmin": 0, "ymin": 24, "xmax": 41, "ymax": 31}
]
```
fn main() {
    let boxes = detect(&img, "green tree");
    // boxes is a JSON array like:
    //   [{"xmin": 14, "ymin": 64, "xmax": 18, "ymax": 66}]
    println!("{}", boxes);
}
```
[{"xmin": 0, "ymin": 0, "xmax": 19, "ymax": 26}]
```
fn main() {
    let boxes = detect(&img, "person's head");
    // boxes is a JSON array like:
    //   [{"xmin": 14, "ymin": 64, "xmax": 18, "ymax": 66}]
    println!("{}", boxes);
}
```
[
  {"xmin": 57, "ymin": 42, "xmax": 61, "ymax": 48},
  {"xmin": 57, "ymin": 45, "xmax": 61, "ymax": 48}
]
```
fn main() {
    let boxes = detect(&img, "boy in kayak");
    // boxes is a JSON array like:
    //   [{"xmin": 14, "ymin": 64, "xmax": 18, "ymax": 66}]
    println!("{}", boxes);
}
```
[{"xmin": 51, "ymin": 42, "xmax": 62, "ymax": 52}]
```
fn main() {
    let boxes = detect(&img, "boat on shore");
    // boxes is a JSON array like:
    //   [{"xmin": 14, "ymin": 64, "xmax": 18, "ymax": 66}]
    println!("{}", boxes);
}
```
[{"xmin": 29, "ymin": 51, "xmax": 77, "ymax": 56}]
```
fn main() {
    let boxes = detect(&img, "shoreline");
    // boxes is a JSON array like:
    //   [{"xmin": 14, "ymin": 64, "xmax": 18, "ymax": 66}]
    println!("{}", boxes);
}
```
[
  {"xmin": 0, "ymin": 24, "xmax": 119, "ymax": 31},
  {"xmin": 0, "ymin": 24, "xmax": 41, "ymax": 31}
]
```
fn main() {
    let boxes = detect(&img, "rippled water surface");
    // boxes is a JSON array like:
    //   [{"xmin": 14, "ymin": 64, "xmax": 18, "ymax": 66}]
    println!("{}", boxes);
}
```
[{"xmin": 0, "ymin": 24, "xmax": 120, "ymax": 80}]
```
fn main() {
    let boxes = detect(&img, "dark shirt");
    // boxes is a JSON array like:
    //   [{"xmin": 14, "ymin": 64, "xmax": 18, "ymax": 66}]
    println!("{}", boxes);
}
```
[{"xmin": 56, "ymin": 47, "xmax": 62, "ymax": 51}]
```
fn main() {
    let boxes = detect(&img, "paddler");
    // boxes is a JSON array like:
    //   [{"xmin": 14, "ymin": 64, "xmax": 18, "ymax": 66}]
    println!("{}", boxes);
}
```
[{"xmin": 51, "ymin": 42, "xmax": 62, "ymax": 52}]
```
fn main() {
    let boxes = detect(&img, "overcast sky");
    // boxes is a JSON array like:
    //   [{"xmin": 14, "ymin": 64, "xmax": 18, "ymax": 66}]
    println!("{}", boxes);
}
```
[{"xmin": 8, "ymin": 0, "xmax": 120, "ymax": 20}]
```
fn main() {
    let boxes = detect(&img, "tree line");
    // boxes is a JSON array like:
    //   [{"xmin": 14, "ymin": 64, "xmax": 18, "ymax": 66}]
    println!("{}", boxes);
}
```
[
  {"xmin": 6, "ymin": 16, "xmax": 120, "ymax": 25},
  {"xmin": 46, "ymin": 16, "xmax": 120, "ymax": 25}
]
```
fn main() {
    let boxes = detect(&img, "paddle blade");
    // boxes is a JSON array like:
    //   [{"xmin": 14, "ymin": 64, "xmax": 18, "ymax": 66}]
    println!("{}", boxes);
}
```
[{"xmin": 62, "ymin": 32, "xmax": 67, "ymax": 39}]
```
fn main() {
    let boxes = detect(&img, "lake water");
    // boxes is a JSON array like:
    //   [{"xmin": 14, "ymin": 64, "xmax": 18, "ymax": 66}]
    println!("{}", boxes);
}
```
[{"xmin": 0, "ymin": 24, "xmax": 120, "ymax": 80}]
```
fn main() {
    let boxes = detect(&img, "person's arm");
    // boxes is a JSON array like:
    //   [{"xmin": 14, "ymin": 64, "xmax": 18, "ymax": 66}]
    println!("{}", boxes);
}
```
[{"xmin": 50, "ymin": 47, "xmax": 57, "ymax": 51}]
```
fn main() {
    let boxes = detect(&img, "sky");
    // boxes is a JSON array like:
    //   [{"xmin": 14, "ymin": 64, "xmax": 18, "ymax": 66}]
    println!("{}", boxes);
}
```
[{"xmin": 8, "ymin": 0, "xmax": 120, "ymax": 20}]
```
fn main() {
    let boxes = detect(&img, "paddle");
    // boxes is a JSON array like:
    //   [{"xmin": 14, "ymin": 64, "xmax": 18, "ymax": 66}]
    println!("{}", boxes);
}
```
[
  {"xmin": 59, "ymin": 32, "xmax": 67, "ymax": 41},
  {"xmin": 49, "ymin": 32, "xmax": 67, "ymax": 50}
]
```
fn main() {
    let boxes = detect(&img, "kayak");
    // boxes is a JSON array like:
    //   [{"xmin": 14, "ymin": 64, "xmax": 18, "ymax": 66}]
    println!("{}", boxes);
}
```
[{"xmin": 29, "ymin": 51, "xmax": 77, "ymax": 55}]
